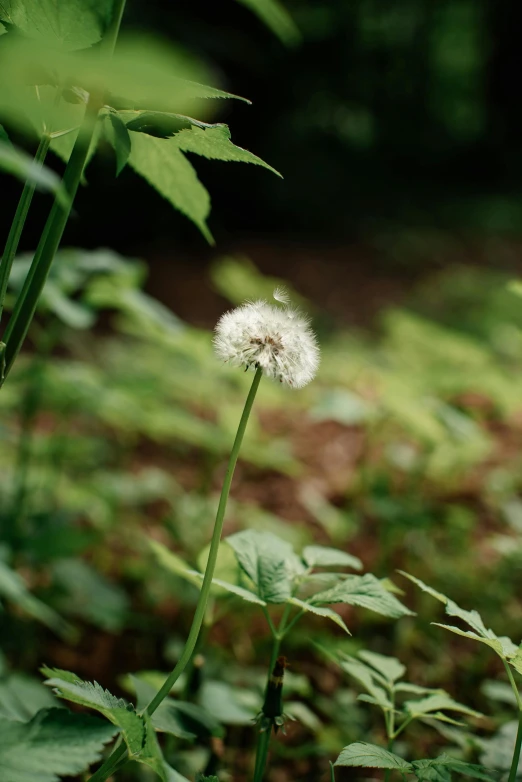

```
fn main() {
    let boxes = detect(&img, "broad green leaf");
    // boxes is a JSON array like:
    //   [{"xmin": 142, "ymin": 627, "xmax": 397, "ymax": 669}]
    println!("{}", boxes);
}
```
[
  {"xmin": 0, "ymin": 0, "xmax": 114, "ymax": 50},
  {"xmin": 395, "ymin": 683, "xmax": 443, "ymax": 696},
  {"xmin": 107, "ymin": 112, "xmax": 131, "ymax": 175},
  {"xmin": 335, "ymin": 742, "xmax": 412, "ymax": 771},
  {"xmin": 289, "ymin": 597, "xmax": 351, "ymax": 634},
  {"xmin": 302, "ymin": 545, "xmax": 362, "ymax": 571},
  {"xmin": 128, "ymin": 132, "xmax": 212, "ymax": 243},
  {"xmin": 0, "ymin": 142, "xmax": 69, "ymax": 206},
  {"xmin": 404, "ymin": 693, "xmax": 482, "ymax": 720},
  {"xmin": 149, "ymin": 539, "xmax": 266, "ymax": 605},
  {"xmin": 481, "ymin": 680, "xmax": 518, "ymax": 706},
  {"xmin": 510, "ymin": 647, "xmax": 522, "ymax": 675},
  {"xmin": 0, "ymin": 123, "xmax": 11, "ymax": 144},
  {"xmin": 358, "ymin": 650, "xmax": 406, "ymax": 684},
  {"xmin": 118, "ymin": 110, "xmax": 223, "ymax": 138},
  {"xmin": 164, "ymin": 765, "xmax": 190, "ymax": 782},
  {"xmin": 199, "ymin": 681, "xmax": 258, "ymax": 726},
  {"xmin": 0, "ymin": 674, "xmax": 57, "ymax": 721},
  {"xmin": 174, "ymin": 125, "xmax": 281, "ymax": 178},
  {"xmin": 0, "ymin": 707, "xmax": 118, "ymax": 782},
  {"xmin": 42, "ymin": 668, "xmax": 153, "ymax": 761},
  {"xmin": 234, "ymin": 0, "xmax": 300, "ymax": 45},
  {"xmin": 226, "ymin": 530, "xmax": 301, "ymax": 603},
  {"xmin": 0, "ymin": 560, "xmax": 71, "ymax": 637},
  {"xmin": 312, "ymin": 574, "xmax": 414, "ymax": 619},
  {"xmin": 339, "ymin": 656, "xmax": 392, "ymax": 709},
  {"xmin": 412, "ymin": 756, "xmax": 497, "ymax": 782}
]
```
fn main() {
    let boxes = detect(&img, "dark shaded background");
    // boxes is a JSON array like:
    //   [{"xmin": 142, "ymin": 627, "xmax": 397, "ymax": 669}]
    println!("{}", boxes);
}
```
[{"xmin": 3, "ymin": 0, "xmax": 522, "ymax": 275}]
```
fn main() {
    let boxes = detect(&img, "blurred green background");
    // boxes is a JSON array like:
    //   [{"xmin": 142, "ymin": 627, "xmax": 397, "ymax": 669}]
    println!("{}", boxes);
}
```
[{"xmin": 1, "ymin": 1, "xmax": 522, "ymax": 781}]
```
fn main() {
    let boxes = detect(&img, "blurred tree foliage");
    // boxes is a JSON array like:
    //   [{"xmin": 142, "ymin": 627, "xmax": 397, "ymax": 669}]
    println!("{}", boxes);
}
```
[{"xmin": 3, "ymin": 0, "xmax": 522, "ymax": 247}]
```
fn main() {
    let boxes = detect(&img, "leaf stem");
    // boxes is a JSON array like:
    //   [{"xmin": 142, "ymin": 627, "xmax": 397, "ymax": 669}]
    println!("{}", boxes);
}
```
[
  {"xmin": 0, "ymin": 134, "xmax": 51, "ymax": 327},
  {"xmin": 503, "ymin": 661, "xmax": 522, "ymax": 782},
  {"xmin": 1, "ymin": 0, "xmax": 128, "ymax": 384},
  {"xmin": 90, "ymin": 366, "xmax": 263, "ymax": 782}
]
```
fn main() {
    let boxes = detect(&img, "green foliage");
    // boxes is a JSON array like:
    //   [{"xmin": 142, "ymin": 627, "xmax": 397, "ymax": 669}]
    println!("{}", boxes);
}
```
[
  {"xmin": 400, "ymin": 572, "xmax": 522, "ymax": 674},
  {"xmin": 0, "ymin": 558, "xmax": 71, "ymax": 637},
  {"xmin": 335, "ymin": 743, "xmax": 496, "ymax": 782},
  {"xmin": 0, "ymin": 707, "xmax": 118, "ymax": 782},
  {"xmin": 0, "ymin": 140, "xmax": 69, "ymax": 204},
  {"xmin": 43, "ymin": 668, "xmax": 168, "ymax": 779},
  {"xmin": 234, "ymin": 0, "xmax": 300, "ymax": 45}
]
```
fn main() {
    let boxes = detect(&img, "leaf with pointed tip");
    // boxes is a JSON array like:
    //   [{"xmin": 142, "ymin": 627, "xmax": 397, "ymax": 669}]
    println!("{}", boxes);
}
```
[
  {"xmin": 312, "ymin": 574, "xmax": 414, "ymax": 619},
  {"xmin": 107, "ymin": 113, "xmax": 131, "ymax": 176},
  {"xmin": 234, "ymin": 0, "xmax": 300, "ymax": 45},
  {"xmin": 400, "ymin": 572, "xmax": 521, "ymax": 668},
  {"xmin": 405, "ymin": 693, "xmax": 482, "ymax": 720},
  {"xmin": 339, "ymin": 656, "xmax": 392, "ymax": 709},
  {"xmin": 42, "ymin": 667, "xmax": 167, "ymax": 778},
  {"xmin": 174, "ymin": 125, "xmax": 281, "ymax": 178},
  {"xmin": 358, "ymin": 650, "xmax": 406, "ymax": 684},
  {"xmin": 302, "ymin": 545, "xmax": 362, "ymax": 571},
  {"xmin": 335, "ymin": 742, "xmax": 412, "ymax": 771},
  {"xmin": 118, "ymin": 110, "xmax": 223, "ymax": 138},
  {"xmin": 128, "ymin": 132, "xmax": 213, "ymax": 243},
  {"xmin": 226, "ymin": 530, "xmax": 303, "ymax": 603},
  {"xmin": 289, "ymin": 597, "xmax": 351, "ymax": 634},
  {"xmin": 0, "ymin": 707, "xmax": 118, "ymax": 782}
]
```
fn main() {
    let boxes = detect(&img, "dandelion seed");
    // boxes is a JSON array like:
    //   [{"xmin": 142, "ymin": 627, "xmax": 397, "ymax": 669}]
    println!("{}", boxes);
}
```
[{"xmin": 213, "ymin": 289, "xmax": 320, "ymax": 388}]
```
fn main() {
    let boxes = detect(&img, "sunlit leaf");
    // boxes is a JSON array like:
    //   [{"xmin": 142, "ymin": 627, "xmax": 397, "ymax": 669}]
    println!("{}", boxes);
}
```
[
  {"xmin": 302, "ymin": 545, "xmax": 362, "ymax": 571},
  {"xmin": 358, "ymin": 650, "xmax": 406, "ymax": 684},
  {"xmin": 312, "ymin": 574, "xmax": 414, "ymax": 619}
]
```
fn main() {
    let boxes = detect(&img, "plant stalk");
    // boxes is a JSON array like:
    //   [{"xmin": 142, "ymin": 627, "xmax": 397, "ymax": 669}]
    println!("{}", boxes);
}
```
[
  {"xmin": 90, "ymin": 366, "xmax": 263, "ymax": 782},
  {"xmin": 1, "ymin": 0, "xmax": 127, "ymax": 384},
  {"xmin": 503, "ymin": 661, "xmax": 522, "ymax": 782},
  {"xmin": 0, "ymin": 134, "xmax": 51, "ymax": 327}
]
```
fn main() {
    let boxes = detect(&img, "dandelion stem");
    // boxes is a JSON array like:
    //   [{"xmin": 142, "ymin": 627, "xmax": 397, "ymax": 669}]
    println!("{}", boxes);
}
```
[{"xmin": 90, "ymin": 366, "xmax": 263, "ymax": 782}]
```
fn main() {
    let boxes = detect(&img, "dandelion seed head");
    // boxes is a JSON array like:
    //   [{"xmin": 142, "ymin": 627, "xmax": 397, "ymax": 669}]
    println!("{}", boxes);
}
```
[{"xmin": 213, "ymin": 290, "xmax": 320, "ymax": 388}]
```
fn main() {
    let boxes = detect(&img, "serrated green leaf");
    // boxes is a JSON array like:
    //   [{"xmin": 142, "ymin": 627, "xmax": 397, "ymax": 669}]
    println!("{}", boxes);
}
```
[
  {"xmin": 302, "ymin": 545, "xmax": 362, "ymax": 571},
  {"xmin": 226, "ymin": 530, "xmax": 301, "ymax": 603},
  {"xmin": 0, "ymin": 0, "xmax": 114, "ymax": 50},
  {"xmin": 118, "ymin": 110, "xmax": 223, "ymax": 138},
  {"xmin": 127, "ymin": 132, "xmax": 213, "ymax": 243},
  {"xmin": 312, "ymin": 574, "xmax": 414, "ymax": 619},
  {"xmin": 0, "ymin": 707, "xmax": 118, "ymax": 782},
  {"xmin": 412, "ymin": 755, "xmax": 497, "ymax": 782},
  {"xmin": 289, "ymin": 597, "xmax": 351, "ymax": 634},
  {"xmin": 400, "ymin": 571, "xmax": 520, "ymax": 667},
  {"xmin": 234, "ymin": 0, "xmax": 300, "ymax": 45},
  {"xmin": 404, "ymin": 693, "xmax": 482, "ymax": 720},
  {"xmin": 107, "ymin": 112, "xmax": 131, "ymax": 175},
  {"xmin": 42, "ymin": 668, "xmax": 147, "ymax": 758},
  {"xmin": 335, "ymin": 742, "xmax": 412, "ymax": 771},
  {"xmin": 0, "ymin": 560, "xmax": 71, "ymax": 637},
  {"xmin": 358, "ymin": 650, "xmax": 406, "ymax": 684},
  {"xmin": 174, "ymin": 125, "xmax": 281, "ymax": 178}
]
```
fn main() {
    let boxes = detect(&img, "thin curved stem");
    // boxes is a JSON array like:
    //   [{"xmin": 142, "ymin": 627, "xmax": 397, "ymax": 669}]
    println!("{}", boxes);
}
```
[
  {"xmin": 0, "ymin": 134, "xmax": 51, "ymax": 327},
  {"xmin": 503, "ymin": 661, "xmax": 522, "ymax": 782},
  {"xmin": 90, "ymin": 367, "xmax": 263, "ymax": 782}
]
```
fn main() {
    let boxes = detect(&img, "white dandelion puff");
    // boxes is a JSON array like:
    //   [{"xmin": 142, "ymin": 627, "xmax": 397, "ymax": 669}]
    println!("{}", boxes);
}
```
[{"xmin": 213, "ymin": 289, "xmax": 320, "ymax": 388}]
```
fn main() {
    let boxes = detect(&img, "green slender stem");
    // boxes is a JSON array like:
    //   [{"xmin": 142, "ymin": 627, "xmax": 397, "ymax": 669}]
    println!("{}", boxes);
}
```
[
  {"xmin": 508, "ymin": 709, "xmax": 522, "ymax": 782},
  {"xmin": 253, "ymin": 729, "xmax": 271, "ymax": 782},
  {"xmin": 90, "ymin": 367, "xmax": 263, "ymax": 782},
  {"xmin": 503, "ymin": 661, "xmax": 522, "ymax": 782},
  {"xmin": 1, "ymin": 0, "xmax": 127, "ymax": 384},
  {"xmin": 0, "ymin": 134, "xmax": 51, "ymax": 327}
]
